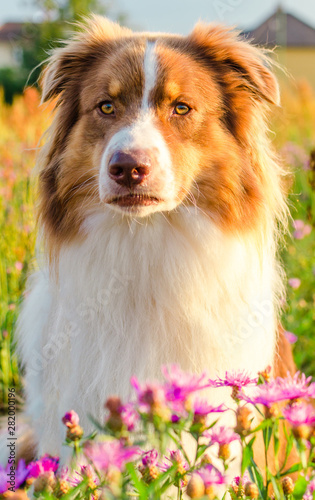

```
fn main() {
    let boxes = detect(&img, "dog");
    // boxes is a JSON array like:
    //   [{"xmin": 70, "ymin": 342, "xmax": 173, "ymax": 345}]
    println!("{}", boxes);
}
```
[{"xmin": 16, "ymin": 16, "xmax": 294, "ymax": 462}]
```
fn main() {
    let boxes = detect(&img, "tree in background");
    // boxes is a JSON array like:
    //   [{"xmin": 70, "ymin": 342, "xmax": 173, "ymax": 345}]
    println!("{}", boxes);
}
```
[{"xmin": 0, "ymin": 0, "xmax": 126, "ymax": 103}]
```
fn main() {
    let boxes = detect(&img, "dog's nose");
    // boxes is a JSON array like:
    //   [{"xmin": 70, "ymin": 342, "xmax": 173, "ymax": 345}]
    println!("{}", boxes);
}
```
[{"xmin": 108, "ymin": 151, "xmax": 151, "ymax": 187}]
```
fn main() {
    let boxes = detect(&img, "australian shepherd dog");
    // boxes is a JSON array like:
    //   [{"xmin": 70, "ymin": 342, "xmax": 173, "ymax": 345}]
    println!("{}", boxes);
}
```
[{"xmin": 17, "ymin": 16, "xmax": 293, "ymax": 462}]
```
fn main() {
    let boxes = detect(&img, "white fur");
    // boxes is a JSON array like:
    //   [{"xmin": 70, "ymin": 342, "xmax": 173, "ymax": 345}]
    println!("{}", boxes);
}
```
[
  {"xmin": 17, "ymin": 206, "xmax": 280, "ymax": 459},
  {"xmin": 141, "ymin": 42, "xmax": 158, "ymax": 111},
  {"xmin": 99, "ymin": 41, "xmax": 177, "ymax": 216},
  {"xmin": 99, "ymin": 111, "xmax": 175, "ymax": 211}
]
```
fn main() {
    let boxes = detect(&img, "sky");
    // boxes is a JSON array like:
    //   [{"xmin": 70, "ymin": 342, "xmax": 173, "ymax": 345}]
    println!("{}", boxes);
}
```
[{"xmin": 1, "ymin": 0, "xmax": 315, "ymax": 33}]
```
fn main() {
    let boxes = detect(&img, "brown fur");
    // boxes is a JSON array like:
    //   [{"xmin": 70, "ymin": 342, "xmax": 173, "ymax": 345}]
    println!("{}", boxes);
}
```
[{"xmin": 38, "ymin": 17, "xmax": 287, "ymax": 264}]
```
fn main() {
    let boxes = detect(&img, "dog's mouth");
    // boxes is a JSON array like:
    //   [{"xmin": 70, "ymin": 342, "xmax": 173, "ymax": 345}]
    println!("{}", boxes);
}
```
[{"xmin": 108, "ymin": 194, "xmax": 161, "ymax": 208}]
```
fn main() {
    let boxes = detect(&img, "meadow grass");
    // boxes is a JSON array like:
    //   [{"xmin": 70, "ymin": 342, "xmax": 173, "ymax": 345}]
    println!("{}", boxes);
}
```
[{"xmin": 0, "ymin": 84, "xmax": 314, "ymax": 411}]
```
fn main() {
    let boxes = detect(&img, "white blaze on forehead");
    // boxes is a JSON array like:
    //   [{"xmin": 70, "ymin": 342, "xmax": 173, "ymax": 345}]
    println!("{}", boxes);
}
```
[{"xmin": 141, "ymin": 41, "xmax": 158, "ymax": 111}]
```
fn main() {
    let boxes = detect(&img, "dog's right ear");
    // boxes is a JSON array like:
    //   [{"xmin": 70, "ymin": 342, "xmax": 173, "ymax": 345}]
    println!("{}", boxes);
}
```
[{"xmin": 41, "ymin": 16, "xmax": 132, "ymax": 103}]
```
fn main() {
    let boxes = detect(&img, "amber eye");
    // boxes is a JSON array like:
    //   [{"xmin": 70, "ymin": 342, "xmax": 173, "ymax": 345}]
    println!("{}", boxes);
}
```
[
  {"xmin": 174, "ymin": 103, "xmax": 190, "ymax": 115},
  {"xmin": 99, "ymin": 102, "xmax": 115, "ymax": 115}
]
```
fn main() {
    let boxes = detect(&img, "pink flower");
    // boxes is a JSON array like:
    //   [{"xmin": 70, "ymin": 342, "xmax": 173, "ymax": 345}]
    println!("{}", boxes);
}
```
[
  {"xmin": 288, "ymin": 278, "xmax": 301, "ymax": 289},
  {"xmin": 284, "ymin": 331, "xmax": 298, "ymax": 344},
  {"xmin": 162, "ymin": 365, "xmax": 209, "ymax": 402},
  {"xmin": 120, "ymin": 403, "xmax": 139, "ymax": 431},
  {"xmin": 28, "ymin": 454, "xmax": 59, "ymax": 479},
  {"xmin": 62, "ymin": 410, "xmax": 80, "ymax": 428},
  {"xmin": 141, "ymin": 449, "xmax": 159, "ymax": 467},
  {"xmin": 160, "ymin": 449, "xmax": 189, "ymax": 473},
  {"xmin": 196, "ymin": 464, "xmax": 226, "ymax": 487},
  {"xmin": 69, "ymin": 465, "xmax": 99, "ymax": 493},
  {"xmin": 240, "ymin": 372, "xmax": 314, "ymax": 407},
  {"xmin": 293, "ymin": 220, "xmax": 312, "ymax": 239},
  {"xmin": 15, "ymin": 261, "xmax": 23, "ymax": 271},
  {"xmin": 84, "ymin": 440, "xmax": 140, "ymax": 473},
  {"xmin": 231, "ymin": 472, "xmax": 250, "ymax": 489},
  {"xmin": 193, "ymin": 399, "xmax": 226, "ymax": 416},
  {"xmin": 280, "ymin": 142, "xmax": 310, "ymax": 170},
  {"xmin": 131, "ymin": 376, "xmax": 166, "ymax": 412},
  {"xmin": 209, "ymin": 370, "xmax": 258, "ymax": 389},
  {"xmin": 206, "ymin": 426, "xmax": 240, "ymax": 445},
  {"xmin": 283, "ymin": 403, "xmax": 315, "ymax": 427},
  {"xmin": 304, "ymin": 477, "xmax": 315, "ymax": 500},
  {"xmin": 276, "ymin": 372, "xmax": 314, "ymax": 400}
]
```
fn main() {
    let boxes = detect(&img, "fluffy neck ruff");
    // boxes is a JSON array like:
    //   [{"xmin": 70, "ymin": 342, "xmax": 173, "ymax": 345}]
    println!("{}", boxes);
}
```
[{"xmin": 42, "ymin": 206, "xmax": 281, "ymax": 425}]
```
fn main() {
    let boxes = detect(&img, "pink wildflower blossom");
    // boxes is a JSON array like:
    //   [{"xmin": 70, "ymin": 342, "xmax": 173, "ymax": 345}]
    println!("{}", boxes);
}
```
[
  {"xmin": 131, "ymin": 376, "xmax": 166, "ymax": 411},
  {"xmin": 120, "ymin": 403, "xmax": 139, "ymax": 431},
  {"xmin": 69, "ymin": 464, "xmax": 98, "ymax": 488},
  {"xmin": 197, "ymin": 464, "xmax": 226, "ymax": 487},
  {"xmin": 283, "ymin": 403, "xmax": 315, "ymax": 427},
  {"xmin": 62, "ymin": 410, "xmax": 80, "ymax": 428},
  {"xmin": 206, "ymin": 426, "xmax": 240, "ymax": 445},
  {"xmin": 160, "ymin": 449, "xmax": 189, "ymax": 473},
  {"xmin": 209, "ymin": 370, "xmax": 258, "ymax": 389},
  {"xmin": 193, "ymin": 400, "xmax": 226, "ymax": 416},
  {"xmin": 276, "ymin": 372, "xmax": 314, "ymax": 400},
  {"xmin": 162, "ymin": 365, "xmax": 209, "ymax": 402},
  {"xmin": 28, "ymin": 454, "xmax": 59, "ymax": 479},
  {"xmin": 84, "ymin": 440, "xmax": 140, "ymax": 473},
  {"xmin": 240, "ymin": 372, "xmax": 314, "ymax": 406},
  {"xmin": 141, "ymin": 449, "xmax": 159, "ymax": 467},
  {"xmin": 288, "ymin": 278, "xmax": 301, "ymax": 289},
  {"xmin": 15, "ymin": 261, "xmax": 23, "ymax": 271},
  {"xmin": 303, "ymin": 477, "xmax": 315, "ymax": 500},
  {"xmin": 292, "ymin": 220, "xmax": 312, "ymax": 239},
  {"xmin": 231, "ymin": 472, "xmax": 250, "ymax": 491},
  {"xmin": 284, "ymin": 331, "xmax": 298, "ymax": 344}
]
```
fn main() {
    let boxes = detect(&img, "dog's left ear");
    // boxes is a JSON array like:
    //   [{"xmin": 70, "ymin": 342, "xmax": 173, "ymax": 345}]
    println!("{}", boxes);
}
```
[
  {"xmin": 189, "ymin": 23, "xmax": 280, "ymax": 106},
  {"xmin": 41, "ymin": 15, "xmax": 132, "ymax": 103}
]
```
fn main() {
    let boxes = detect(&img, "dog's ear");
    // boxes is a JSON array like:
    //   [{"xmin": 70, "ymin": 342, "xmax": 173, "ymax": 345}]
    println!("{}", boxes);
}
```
[
  {"xmin": 41, "ymin": 16, "xmax": 132, "ymax": 102},
  {"xmin": 189, "ymin": 23, "xmax": 280, "ymax": 106}
]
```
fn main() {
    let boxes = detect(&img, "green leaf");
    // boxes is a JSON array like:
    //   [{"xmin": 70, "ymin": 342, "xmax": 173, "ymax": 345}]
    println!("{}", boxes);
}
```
[
  {"xmin": 269, "ymin": 472, "xmax": 283, "ymax": 500},
  {"xmin": 280, "ymin": 463, "xmax": 302, "ymax": 477},
  {"xmin": 248, "ymin": 457, "xmax": 265, "ymax": 498},
  {"xmin": 241, "ymin": 436, "xmax": 255, "ymax": 475},
  {"xmin": 196, "ymin": 444, "xmax": 209, "ymax": 461},
  {"xmin": 263, "ymin": 424, "xmax": 273, "ymax": 453},
  {"xmin": 126, "ymin": 462, "xmax": 148, "ymax": 500},
  {"xmin": 293, "ymin": 476, "xmax": 308, "ymax": 500}
]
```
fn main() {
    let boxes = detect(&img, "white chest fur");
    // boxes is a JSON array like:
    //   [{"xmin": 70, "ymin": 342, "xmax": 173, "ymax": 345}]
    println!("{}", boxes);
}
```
[{"xmin": 18, "ymin": 207, "xmax": 280, "ymax": 455}]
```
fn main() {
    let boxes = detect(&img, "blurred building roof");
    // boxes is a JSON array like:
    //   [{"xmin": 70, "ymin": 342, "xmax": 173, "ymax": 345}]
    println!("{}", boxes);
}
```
[
  {"xmin": 0, "ymin": 22, "xmax": 23, "ymax": 42},
  {"xmin": 243, "ymin": 7, "xmax": 315, "ymax": 47}
]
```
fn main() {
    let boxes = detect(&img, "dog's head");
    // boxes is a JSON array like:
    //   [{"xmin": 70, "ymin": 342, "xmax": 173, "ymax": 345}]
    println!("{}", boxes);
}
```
[{"xmin": 39, "ymin": 16, "xmax": 284, "ymax": 252}]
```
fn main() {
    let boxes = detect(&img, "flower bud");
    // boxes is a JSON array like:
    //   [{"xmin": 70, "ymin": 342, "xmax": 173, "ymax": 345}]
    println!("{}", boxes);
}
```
[
  {"xmin": 66, "ymin": 424, "xmax": 83, "ymax": 441},
  {"xmin": 200, "ymin": 453, "xmax": 212, "ymax": 466},
  {"xmin": 235, "ymin": 406, "xmax": 252, "ymax": 435},
  {"xmin": 282, "ymin": 477, "xmax": 294, "ymax": 496},
  {"xmin": 205, "ymin": 485, "xmax": 215, "ymax": 499},
  {"xmin": 105, "ymin": 396, "xmax": 122, "ymax": 414},
  {"xmin": 62, "ymin": 410, "xmax": 79, "ymax": 428},
  {"xmin": 34, "ymin": 471, "xmax": 56, "ymax": 493},
  {"xmin": 292, "ymin": 424, "xmax": 310, "ymax": 440},
  {"xmin": 3, "ymin": 490, "xmax": 29, "ymax": 499},
  {"xmin": 265, "ymin": 404, "xmax": 279, "ymax": 419},
  {"xmin": 219, "ymin": 443, "xmax": 230, "ymax": 461},
  {"xmin": 258, "ymin": 366, "xmax": 272, "ymax": 383},
  {"xmin": 56, "ymin": 479, "xmax": 70, "ymax": 497},
  {"xmin": 231, "ymin": 386, "xmax": 240, "ymax": 401},
  {"xmin": 186, "ymin": 474, "xmax": 205, "ymax": 498},
  {"xmin": 245, "ymin": 482, "xmax": 259, "ymax": 499}
]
